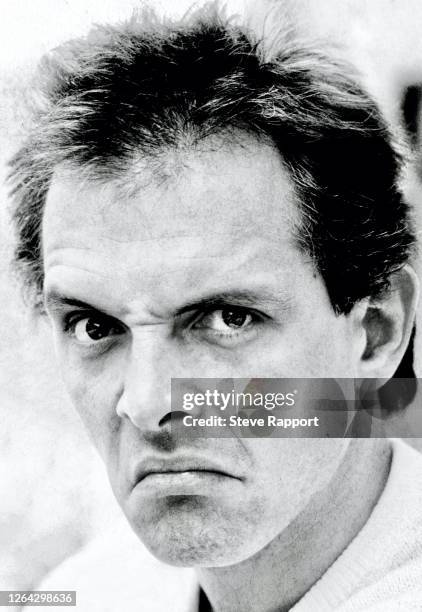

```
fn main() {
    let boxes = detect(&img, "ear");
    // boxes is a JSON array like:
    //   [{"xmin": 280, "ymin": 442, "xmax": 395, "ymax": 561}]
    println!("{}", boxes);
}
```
[{"xmin": 356, "ymin": 265, "xmax": 419, "ymax": 379}]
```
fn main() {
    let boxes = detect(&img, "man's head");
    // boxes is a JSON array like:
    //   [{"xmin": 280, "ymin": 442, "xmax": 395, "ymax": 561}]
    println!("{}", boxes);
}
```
[{"xmin": 8, "ymin": 8, "xmax": 418, "ymax": 566}]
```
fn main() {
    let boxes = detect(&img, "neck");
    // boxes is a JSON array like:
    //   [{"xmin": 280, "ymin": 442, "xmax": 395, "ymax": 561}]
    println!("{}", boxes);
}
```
[{"xmin": 196, "ymin": 439, "xmax": 391, "ymax": 612}]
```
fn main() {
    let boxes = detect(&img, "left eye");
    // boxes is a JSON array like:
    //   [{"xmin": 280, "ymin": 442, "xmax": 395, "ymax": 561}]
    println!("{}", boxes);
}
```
[
  {"xmin": 197, "ymin": 307, "xmax": 254, "ymax": 332},
  {"xmin": 70, "ymin": 316, "xmax": 122, "ymax": 343}
]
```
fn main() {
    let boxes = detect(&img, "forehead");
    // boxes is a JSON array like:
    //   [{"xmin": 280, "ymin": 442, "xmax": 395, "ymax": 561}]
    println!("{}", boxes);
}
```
[
  {"xmin": 44, "ymin": 134, "xmax": 298, "ymax": 241},
  {"xmin": 42, "ymin": 136, "xmax": 304, "ymax": 312}
]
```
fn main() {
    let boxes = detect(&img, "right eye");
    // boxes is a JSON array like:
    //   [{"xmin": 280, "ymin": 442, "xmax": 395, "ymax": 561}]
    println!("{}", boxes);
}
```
[{"xmin": 65, "ymin": 314, "xmax": 125, "ymax": 345}]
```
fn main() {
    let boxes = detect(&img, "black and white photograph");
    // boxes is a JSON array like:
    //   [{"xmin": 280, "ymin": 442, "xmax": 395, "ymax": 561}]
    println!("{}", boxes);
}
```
[{"xmin": 1, "ymin": 1, "xmax": 422, "ymax": 610}]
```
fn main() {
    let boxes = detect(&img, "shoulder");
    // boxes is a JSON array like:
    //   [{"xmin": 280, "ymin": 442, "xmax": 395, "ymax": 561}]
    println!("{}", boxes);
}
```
[
  {"xmin": 337, "ymin": 559, "xmax": 422, "ymax": 611},
  {"xmin": 381, "ymin": 440, "xmax": 422, "ymax": 547},
  {"xmin": 293, "ymin": 441, "xmax": 422, "ymax": 612},
  {"xmin": 341, "ymin": 441, "xmax": 422, "ymax": 610},
  {"xmin": 30, "ymin": 517, "xmax": 197, "ymax": 612}
]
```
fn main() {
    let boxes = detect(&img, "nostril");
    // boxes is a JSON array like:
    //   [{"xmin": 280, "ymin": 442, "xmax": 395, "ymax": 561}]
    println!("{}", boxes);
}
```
[{"xmin": 159, "ymin": 410, "xmax": 186, "ymax": 427}]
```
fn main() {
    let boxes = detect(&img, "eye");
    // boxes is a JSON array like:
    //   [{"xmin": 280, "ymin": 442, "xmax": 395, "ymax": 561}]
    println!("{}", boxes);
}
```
[
  {"xmin": 196, "ymin": 307, "xmax": 255, "ymax": 333},
  {"xmin": 66, "ymin": 314, "xmax": 124, "ymax": 344}
]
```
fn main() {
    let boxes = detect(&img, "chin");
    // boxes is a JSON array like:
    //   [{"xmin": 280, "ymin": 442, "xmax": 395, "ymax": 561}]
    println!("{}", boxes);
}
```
[
  {"xmin": 139, "ymin": 534, "xmax": 259, "ymax": 568},
  {"xmin": 125, "ymin": 495, "xmax": 265, "ymax": 567}
]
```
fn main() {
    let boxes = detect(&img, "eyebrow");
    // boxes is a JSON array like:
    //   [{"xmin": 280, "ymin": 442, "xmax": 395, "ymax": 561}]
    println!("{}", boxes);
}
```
[
  {"xmin": 44, "ymin": 288, "xmax": 292, "ymax": 318},
  {"xmin": 44, "ymin": 292, "xmax": 101, "ymax": 314},
  {"xmin": 175, "ymin": 290, "xmax": 291, "ymax": 316}
]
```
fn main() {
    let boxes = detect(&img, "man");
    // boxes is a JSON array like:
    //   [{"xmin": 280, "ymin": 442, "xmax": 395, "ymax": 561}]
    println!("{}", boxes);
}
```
[{"xmin": 9, "ymin": 6, "xmax": 422, "ymax": 611}]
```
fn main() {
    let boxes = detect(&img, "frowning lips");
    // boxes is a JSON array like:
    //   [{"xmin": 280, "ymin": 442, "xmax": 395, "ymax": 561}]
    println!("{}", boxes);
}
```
[{"xmin": 131, "ymin": 455, "xmax": 242, "ymax": 487}]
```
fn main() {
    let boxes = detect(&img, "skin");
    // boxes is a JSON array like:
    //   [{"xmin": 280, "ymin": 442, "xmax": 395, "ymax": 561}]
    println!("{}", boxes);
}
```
[{"xmin": 42, "ymin": 135, "xmax": 418, "ymax": 611}]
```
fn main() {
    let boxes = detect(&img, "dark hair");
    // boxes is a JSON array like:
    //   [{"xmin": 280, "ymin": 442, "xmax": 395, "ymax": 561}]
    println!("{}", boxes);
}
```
[{"xmin": 8, "ymin": 6, "xmax": 415, "ymax": 314}]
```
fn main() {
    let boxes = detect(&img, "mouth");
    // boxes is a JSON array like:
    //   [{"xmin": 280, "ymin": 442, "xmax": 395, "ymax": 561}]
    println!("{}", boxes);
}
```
[
  {"xmin": 130, "ymin": 456, "xmax": 242, "ymax": 496},
  {"xmin": 133, "ymin": 457, "xmax": 239, "ymax": 484},
  {"xmin": 139, "ymin": 467, "xmax": 233, "ymax": 481}
]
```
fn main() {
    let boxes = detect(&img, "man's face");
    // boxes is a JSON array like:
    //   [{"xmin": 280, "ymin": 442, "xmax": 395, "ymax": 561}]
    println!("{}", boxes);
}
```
[{"xmin": 43, "ymin": 136, "xmax": 362, "ymax": 566}]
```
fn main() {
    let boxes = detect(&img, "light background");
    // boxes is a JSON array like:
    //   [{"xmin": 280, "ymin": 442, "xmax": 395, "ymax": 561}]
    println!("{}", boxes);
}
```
[{"xmin": 1, "ymin": 0, "xmax": 422, "ymax": 595}]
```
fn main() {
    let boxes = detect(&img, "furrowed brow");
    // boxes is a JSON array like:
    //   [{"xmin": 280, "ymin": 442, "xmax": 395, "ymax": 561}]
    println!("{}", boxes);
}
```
[
  {"xmin": 175, "ymin": 290, "xmax": 291, "ymax": 316},
  {"xmin": 44, "ymin": 291, "xmax": 101, "ymax": 314}
]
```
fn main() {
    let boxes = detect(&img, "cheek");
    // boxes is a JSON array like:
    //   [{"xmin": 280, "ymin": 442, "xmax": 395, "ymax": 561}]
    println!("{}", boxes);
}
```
[
  {"xmin": 244, "ymin": 321, "xmax": 353, "ymax": 379},
  {"xmin": 247, "ymin": 439, "xmax": 350, "ymax": 522},
  {"xmin": 274, "ymin": 272, "xmax": 357, "ymax": 378},
  {"xmin": 284, "ymin": 316, "xmax": 355, "ymax": 378},
  {"xmin": 55, "ymin": 344, "xmax": 122, "ymax": 457}
]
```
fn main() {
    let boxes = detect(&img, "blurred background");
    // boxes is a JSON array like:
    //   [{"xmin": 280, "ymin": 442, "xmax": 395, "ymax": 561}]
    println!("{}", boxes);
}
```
[{"xmin": 1, "ymin": 0, "xmax": 422, "ymax": 600}]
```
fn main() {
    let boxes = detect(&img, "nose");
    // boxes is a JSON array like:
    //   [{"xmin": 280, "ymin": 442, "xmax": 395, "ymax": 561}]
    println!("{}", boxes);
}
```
[{"xmin": 116, "ymin": 327, "xmax": 179, "ymax": 432}]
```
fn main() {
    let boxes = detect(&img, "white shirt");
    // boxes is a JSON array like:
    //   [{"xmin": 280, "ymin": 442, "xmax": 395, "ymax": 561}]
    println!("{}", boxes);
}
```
[{"xmin": 32, "ymin": 440, "xmax": 422, "ymax": 611}]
